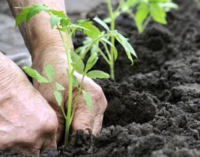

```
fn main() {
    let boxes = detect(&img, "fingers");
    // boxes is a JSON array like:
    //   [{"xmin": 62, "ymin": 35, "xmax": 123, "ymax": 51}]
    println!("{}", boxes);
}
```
[
  {"xmin": 72, "ymin": 99, "xmax": 95, "ymax": 133},
  {"xmin": 41, "ymin": 135, "xmax": 57, "ymax": 154},
  {"xmin": 71, "ymin": 85, "xmax": 107, "ymax": 136},
  {"xmin": 92, "ymin": 114, "xmax": 104, "ymax": 136}
]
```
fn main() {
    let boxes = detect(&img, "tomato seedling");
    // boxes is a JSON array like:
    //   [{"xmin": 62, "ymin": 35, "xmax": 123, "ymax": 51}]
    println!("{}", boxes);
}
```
[
  {"xmin": 78, "ymin": 0, "xmax": 177, "ymax": 79},
  {"xmin": 77, "ymin": 0, "xmax": 138, "ymax": 79},
  {"xmin": 105, "ymin": 0, "xmax": 178, "ymax": 33},
  {"xmin": 15, "ymin": 4, "xmax": 136, "ymax": 146}
]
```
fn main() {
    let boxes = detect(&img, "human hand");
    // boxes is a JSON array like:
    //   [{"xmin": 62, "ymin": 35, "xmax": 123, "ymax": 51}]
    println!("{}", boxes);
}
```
[
  {"xmin": 32, "ymin": 45, "xmax": 107, "ymax": 143},
  {"xmin": 0, "ymin": 52, "xmax": 58, "ymax": 156}
]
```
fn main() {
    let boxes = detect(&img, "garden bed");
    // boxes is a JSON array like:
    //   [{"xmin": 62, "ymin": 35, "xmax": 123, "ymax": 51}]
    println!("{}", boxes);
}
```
[{"xmin": 2, "ymin": 0, "xmax": 200, "ymax": 156}]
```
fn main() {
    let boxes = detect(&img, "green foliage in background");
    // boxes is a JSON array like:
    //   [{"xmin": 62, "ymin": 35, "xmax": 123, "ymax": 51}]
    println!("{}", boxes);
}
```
[{"xmin": 105, "ymin": 0, "xmax": 178, "ymax": 33}]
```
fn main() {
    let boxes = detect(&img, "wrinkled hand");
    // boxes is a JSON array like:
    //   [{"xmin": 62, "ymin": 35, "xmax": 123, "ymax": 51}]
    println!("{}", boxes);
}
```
[
  {"xmin": 32, "ymin": 46, "xmax": 107, "ymax": 142},
  {"xmin": 0, "ymin": 52, "xmax": 58, "ymax": 156}
]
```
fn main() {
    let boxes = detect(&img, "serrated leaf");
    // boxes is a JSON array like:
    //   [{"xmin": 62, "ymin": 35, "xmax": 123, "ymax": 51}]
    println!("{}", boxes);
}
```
[
  {"xmin": 53, "ymin": 91, "xmax": 62, "ymax": 106},
  {"xmin": 87, "ymin": 70, "xmax": 110, "ymax": 79},
  {"xmin": 71, "ymin": 51, "xmax": 84, "ymax": 74},
  {"xmin": 50, "ymin": 14, "xmax": 61, "ymax": 28},
  {"xmin": 23, "ymin": 66, "xmax": 49, "ymax": 84},
  {"xmin": 135, "ymin": 2, "xmax": 149, "ymax": 24},
  {"xmin": 93, "ymin": 16, "xmax": 109, "ymax": 30},
  {"xmin": 26, "ymin": 4, "xmax": 49, "ymax": 22},
  {"xmin": 112, "ymin": 31, "xmax": 137, "ymax": 64},
  {"xmin": 15, "ymin": 8, "xmax": 30, "ymax": 26},
  {"xmin": 49, "ymin": 9, "xmax": 66, "ymax": 18},
  {"xmin": 135, "ymin": 2, "xmax": 149, "ymax": 33},
  {"xmin": 82, "ymin": 90, "xmax": 92, "ymax": 110},
  {"xmin": 72, "ymin": 75, "xmax": 79, "ymax": 87},
  {"xmin": 77, "ymin": 19, "xmax": 101, "ymax": 39},
  {"xmin": 60, "ymin": 18, "xmax": 71, "ymax": 27},
  {"xmin": 45, "ymin": 65, "xmax": 55, "ymax": 82},
  {"xmin": 56, "ymin": 82, "xmax": 65, "ymax": 91},
  {"xmin": 150, "ymin": 3, "xmax": 167, "ymax": 24},
  {"xmin": 85, "ymin": 53, "xmax": 98, "ymax": 72}
]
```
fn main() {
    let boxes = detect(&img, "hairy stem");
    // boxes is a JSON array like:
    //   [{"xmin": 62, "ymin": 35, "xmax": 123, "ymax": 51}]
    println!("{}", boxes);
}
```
[
  {"xmin": 65, "ymin": 32, "xmax": 73, "ymax": 146},
  {"xmin": 58, "ymin": 28, "xmax": 73, "ymax": 146},
  {"xmin": 106, "ymin": 0, "xmax": 115, "ymax": 79},
  {"xmin": 70, "ymin": 73, "xmax": 86, "ymax": 124}
]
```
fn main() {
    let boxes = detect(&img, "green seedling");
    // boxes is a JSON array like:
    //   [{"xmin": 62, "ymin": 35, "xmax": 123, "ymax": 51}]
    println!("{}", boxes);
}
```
[
  {"xmin": 15, "ymin": 4, "xmax": 136, "ymax": 146},
  {"xmin": 77, "ymin": 0, "xmax": 138, "ymax": 79},
  {"xmin": 105, "ymin": 0, "xmax": 178, "ymax": 33},
  {"xmin": 78, "ymin": 0, "xmax": 177, "ymax": 79}
]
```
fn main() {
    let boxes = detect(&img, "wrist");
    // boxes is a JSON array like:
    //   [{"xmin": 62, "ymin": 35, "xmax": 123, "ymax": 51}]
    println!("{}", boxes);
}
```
[
  {"xmin": 31, "ymin": 35, "xmax": 73, "ymax": 65},
  {"xmin": 31, "ymin": 45, "xmax": 67, "ymax": 72},
  {"xmin": 31, "ymin": 38, "xmax": 65, "ymax": 61},
  {"xmin": 27, "ymin": 12, "xmax": 64, "ymax": 52}
]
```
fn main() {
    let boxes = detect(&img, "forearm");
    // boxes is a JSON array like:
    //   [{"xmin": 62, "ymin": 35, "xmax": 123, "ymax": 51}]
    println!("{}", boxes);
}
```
[{"xmin": 7, "ymin": 0, "xmax": 66, "ymax": 59}]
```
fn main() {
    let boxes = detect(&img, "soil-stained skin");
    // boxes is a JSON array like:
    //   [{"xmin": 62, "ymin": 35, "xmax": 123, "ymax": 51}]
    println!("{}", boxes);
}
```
[{"xmin": 3, "ymin": 0, "xmax": 200, "ymax": 156}]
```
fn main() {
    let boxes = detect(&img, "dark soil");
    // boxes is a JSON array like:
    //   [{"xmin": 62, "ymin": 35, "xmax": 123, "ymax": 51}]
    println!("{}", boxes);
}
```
[{"xmin": 2, "ymin": 0, "xmax": 200, "ymax": 156}]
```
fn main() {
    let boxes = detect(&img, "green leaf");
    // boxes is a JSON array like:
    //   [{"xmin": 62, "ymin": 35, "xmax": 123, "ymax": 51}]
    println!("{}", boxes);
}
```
[
  {"xmin": 60, "ymin": 18, "xmax": 71, "ymax": 27},
  {"xmin": 50, "ymin": 14, "xmax": 61, "ymax": 28},
  {"xmin": 15, "ymin": 8, "xmax": 30, "ymax": 26},
  {"xmin": 87, "ymin": 70, "xmax": 110, "ymax": 79},
  {"xmin": 71, "ymin": 51, "xmax": 84, "ymax": 74},
  {"xmin": 111, "ymin": 31, "xmax": 137, "ymax": 64},
  {"xmin": 72, "ymin": 75, "xmax": 79, "ymax": 87},
  {"xmin": 23, "ymin": 66, "xmax": 49, "ymax": 84},
  {"xmin": 56, "ymin": 82, "xmax": 65, "ymax": 91},
  {"xmin": 82, "ymin": 90, "xmax": 92, "ymax": 110},
  {"xmin": 126, "ymin": 0, "xmax": 140, "ymax": 7},
  {"xmin": 91, "ymin": 44, "xmax": 100, "ymax": 55},
  {"xmin": 85, "ymin": 53, "xmax": 98, "ymax": 72},
  {"xmin": 135, "ymin": 2, "xmax": 149, "ymax": 33},
  {"xmin": 27, "ymin": 4, "xmax": 49, "ymax": 22},
  {"xmin": 77, "ymin": 19, "xmax": 101, "ymax": 39},
  {"xmin": 93, "ymin": 16, "xmax": 109, "ymax": 30},
  {"xmin": 45, "ymin": 65, "xmax": 55, "ymax": 82},
  {"xmin": 49, "ymin": 9, "xmax": 66, "ymax": 18},
  {"xmin": 150, "ymin": 3, "xmax": 167, "ymax": 24},
  {"xmin": 104, "ymin": 17, "xmax": 111, "ymax": 23},
  {"xmin": 53, "ymin": 91, "xmax": 62, "ymax": 106},
  {"xmin": 159, "ymin": 2, "xmax": 178, "ymax": 12}
]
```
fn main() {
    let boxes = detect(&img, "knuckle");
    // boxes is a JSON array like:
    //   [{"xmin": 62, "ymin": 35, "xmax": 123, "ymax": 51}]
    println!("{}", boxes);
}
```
[
  {"xmin": 41, "ymin": 111, "xmax": 58, "ymax": 135},
  {"xmin": 92, "ymin": 85, "xmax": 103, "ymax": 99},
  {"xmin": 92, "ymin": 85, "xmax": 107, "ymax": 110},
  {"xmin": 44, "ymin": 119, "xmax": 58, "ymax": 135}
]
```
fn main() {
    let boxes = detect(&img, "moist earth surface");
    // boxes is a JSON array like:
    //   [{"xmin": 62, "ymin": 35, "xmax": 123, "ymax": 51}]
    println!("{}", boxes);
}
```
[{"xmin": 1, "ymin": 0, "xmax": 200, "ymax": 157}]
